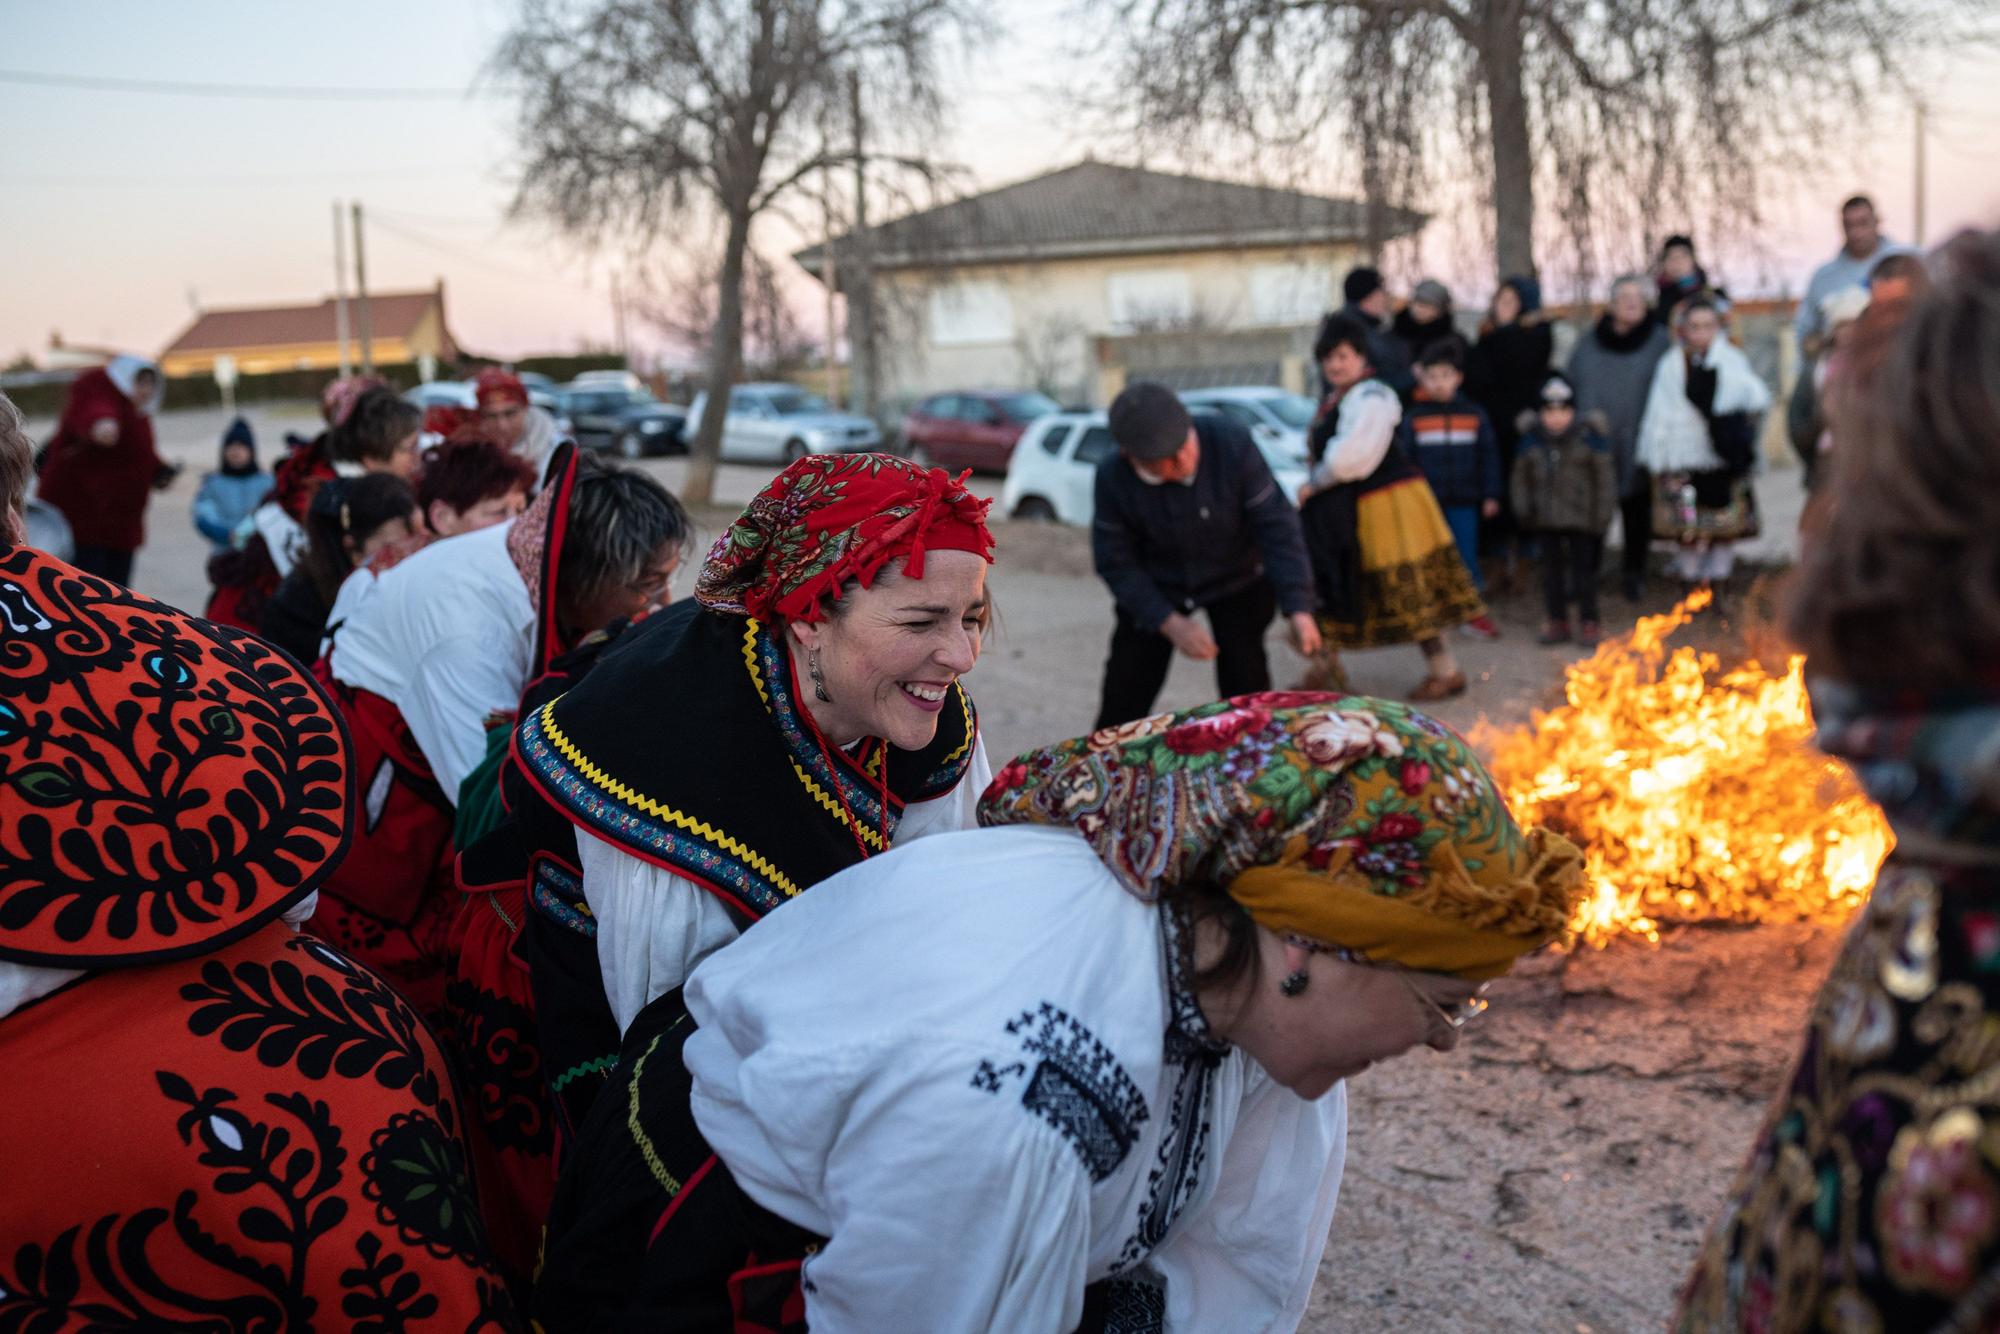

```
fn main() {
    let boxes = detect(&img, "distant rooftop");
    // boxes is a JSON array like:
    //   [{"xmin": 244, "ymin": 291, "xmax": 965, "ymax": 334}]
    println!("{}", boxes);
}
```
[
  {"xmin": 794, "ymin": 160, "xmax": 1423, "ymax": 277},
  {"xmin": 161, "ymin": 288, "xmax": 444, "ymax": 357}
]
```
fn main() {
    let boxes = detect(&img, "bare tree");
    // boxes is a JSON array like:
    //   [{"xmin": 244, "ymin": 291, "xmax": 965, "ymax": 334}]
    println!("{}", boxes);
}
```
[
  {"xmin": 639, "ymin": 247, "xmax": 821, "ymax": 381},
  {"xmin": 494, "ymin": 0, "xmax": 976, "ymax": 502},
  {"xmin": 1103, "ymin": 0, "xmax": 1987, "ymax": 287}
]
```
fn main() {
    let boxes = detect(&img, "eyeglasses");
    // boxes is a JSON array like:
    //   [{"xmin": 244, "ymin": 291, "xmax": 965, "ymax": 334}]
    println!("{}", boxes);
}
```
[{"xmin": 1328, "ymin": 944, "xmax": 1490, "ymax": 1033}]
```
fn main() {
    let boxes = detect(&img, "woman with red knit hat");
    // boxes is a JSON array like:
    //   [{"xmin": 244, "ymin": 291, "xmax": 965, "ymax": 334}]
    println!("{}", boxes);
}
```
[{"xmin": 471, "ymin": 367, "xmax": 561, "ymax": 482}]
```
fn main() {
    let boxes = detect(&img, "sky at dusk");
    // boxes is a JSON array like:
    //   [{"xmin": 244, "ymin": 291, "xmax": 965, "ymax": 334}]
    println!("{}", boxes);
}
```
[{"xmin": 4, "ymin": 0, "xmax": 1997, "ymax": 368}]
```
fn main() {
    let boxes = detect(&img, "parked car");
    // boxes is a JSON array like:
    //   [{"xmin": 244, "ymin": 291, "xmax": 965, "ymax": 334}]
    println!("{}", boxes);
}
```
[
  {"xmin": 1000, "ymin": 408, "xmax": 1312, "ymax": 527},
  {"xmin": 404, "ymin": 380, "xmax": 476, "ymax": 412},
  {"xmin": 686, "ymin": 383, "xmax": 882, "ymax": 465},
  {"xmin": 561, "ymin": 383, "xmax": 686, "ymax": 457},
  {"xmin": 900, "ymin": 389, "xmax": 1061, "ymax": 474},
  {"xmin": 1178, "ymin": 386, "xmax": 1317, "ymax": 479},
  {"xmin": 403, "ymin": 378, "xmax": 574, "ymax": 439}
]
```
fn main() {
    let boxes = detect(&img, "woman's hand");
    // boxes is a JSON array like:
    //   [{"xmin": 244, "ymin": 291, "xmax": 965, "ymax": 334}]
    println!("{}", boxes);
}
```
[
  {"xmin": 88, "ymin": 418, "xmax": 118, "ymax": 446},
  {"xmin": 1287, "ymin": 613, "xmax": 1323, "ymax": 657}
]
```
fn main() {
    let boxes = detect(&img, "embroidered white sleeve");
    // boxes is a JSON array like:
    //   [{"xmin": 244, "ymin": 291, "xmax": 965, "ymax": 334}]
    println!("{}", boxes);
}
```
[
  {"xmin": 1149, "ymin": 1069, "xmax": 1348, "ymax": 1333},
  {"xmin": 892, "ymin": 733, "xmax": 992, "ymax": 846},
  {"xmin": 576, "ymin": 829, "xmax": 742, "ymax": 1037}
]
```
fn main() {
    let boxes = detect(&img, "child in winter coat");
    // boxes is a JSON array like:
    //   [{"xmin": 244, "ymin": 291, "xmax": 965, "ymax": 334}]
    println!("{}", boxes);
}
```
[
  {"xmin": 1512, "ymin": 373, "xmax": 1618, "ymax": 646},
  {"xmin": 1399, "ymin": 337, "xmax": 1503, "ymax": 638},
  {"xmin": 190, "ymin": 417, "xmax": 272, "ymax": 553}
]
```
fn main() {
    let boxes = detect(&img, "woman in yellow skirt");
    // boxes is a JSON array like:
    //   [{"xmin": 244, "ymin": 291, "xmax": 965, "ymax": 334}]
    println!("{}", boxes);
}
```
[{"xmin": 1296, "ymin": 314, "xmax": 1485, "ymax": 700}]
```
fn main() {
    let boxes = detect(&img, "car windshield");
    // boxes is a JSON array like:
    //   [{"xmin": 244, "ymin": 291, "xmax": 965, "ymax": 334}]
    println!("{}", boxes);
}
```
[
  {"xmin": 996, "ymin": 391, "xmax": 1060, "ymax": 423},
  {"xmin": 767, "ymin": 390, "xmax": 829, "ymax": 416},
  {"xmin": 1262, "ymin": 393, "xmax": 1319, "ymax": 430}
]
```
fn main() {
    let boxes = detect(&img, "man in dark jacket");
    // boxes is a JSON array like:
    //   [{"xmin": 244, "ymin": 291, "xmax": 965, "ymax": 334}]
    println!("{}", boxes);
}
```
[
  {"xmin": 1091, "ymin": 381, "xmax": 1320, "ymax": 728},
  {"xmin": 1565, "ymin": 273, "xmax": 1672, "ymax": 599}
]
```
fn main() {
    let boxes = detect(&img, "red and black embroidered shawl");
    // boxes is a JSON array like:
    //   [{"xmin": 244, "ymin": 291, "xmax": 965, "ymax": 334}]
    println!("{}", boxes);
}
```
[
  {"xmin": 0, "ymin": 545, "xmax": 520, "ymax": 1330},
  {"xmin": 0, "ymin": 544, "xmax": 351, "ymax": 967}
]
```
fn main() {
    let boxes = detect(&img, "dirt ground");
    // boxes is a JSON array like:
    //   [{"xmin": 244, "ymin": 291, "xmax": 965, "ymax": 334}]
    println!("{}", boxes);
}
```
[{"xmin": 36, "ymin": 404, "xmax": 1831, "ymax": 1330}]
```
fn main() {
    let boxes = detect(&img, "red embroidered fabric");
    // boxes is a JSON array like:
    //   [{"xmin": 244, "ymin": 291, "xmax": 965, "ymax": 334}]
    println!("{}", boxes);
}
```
[{"xmin": 0, "ymin": 546, "xmax": 351, "ymax": 967}]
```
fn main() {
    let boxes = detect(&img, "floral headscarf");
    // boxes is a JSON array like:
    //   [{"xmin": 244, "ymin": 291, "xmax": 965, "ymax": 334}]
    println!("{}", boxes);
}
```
[
  {"xmin": 320, "ymin": 374, "xmax": 386, "ymax": 428},
  {"xmin": 979, "ymin": 692, "xmax": 1586, "ymax": 981},
  {"xmin": 695, "ymin": 452, "xmax": 994, "ymax": 624}
]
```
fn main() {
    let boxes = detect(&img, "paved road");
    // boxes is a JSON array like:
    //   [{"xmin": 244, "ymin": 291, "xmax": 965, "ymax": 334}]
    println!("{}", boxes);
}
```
[{"xmin": 22, "ymin": 402, "xmax": 1820, "ymax": 1328}]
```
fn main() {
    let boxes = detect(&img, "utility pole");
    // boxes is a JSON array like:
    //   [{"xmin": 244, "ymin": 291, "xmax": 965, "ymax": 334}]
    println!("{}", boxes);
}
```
[
  {"xmin": 847, "ymin": 69, "xmax": 875, "ymax": 419},
  {"xmin": 820, "ymin": 111, "xmax": 841, "ymax": 410},
  {"xmin": 1913, "ymin": 98, "xmax": 1928, "ymax": 247},
  {"xmin": 332, "ymin": 200, "xmax": 352, "ymax": 378},
  {"xmin": 351, "ymin": 201, "xmax": 375, "ymax": 375}
]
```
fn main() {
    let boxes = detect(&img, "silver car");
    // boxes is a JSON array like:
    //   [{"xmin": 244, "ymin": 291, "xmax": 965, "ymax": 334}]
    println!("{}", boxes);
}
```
[{"xmin": 689, "ymin": 383, "xmax": 883, "ymax": 464}]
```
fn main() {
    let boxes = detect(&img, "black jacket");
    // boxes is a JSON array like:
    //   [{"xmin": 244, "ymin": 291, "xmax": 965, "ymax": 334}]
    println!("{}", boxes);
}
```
[
  {"xmin": 260, "ymin": 566, "xmax": 331, "ymax": 667},
  {"xmin": 1091, "ymin": 416, "xmax": 1315, "ymax": 629}
]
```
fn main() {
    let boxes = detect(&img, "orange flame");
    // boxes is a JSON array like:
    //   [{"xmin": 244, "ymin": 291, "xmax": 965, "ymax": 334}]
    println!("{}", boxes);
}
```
[{"xmin": 1477, "ymin": 591, "xmax": 1893, "ymax": 946}]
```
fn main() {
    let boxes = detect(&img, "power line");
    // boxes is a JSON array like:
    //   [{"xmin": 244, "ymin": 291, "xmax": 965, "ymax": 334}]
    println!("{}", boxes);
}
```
[
  {"xmin": 0, "ymin": 67, "xmax": 494, "ymax": 101},
  {"xmin": 0, "ymin": 165, "xmax": 473, "ymax": 188},
  {"xmin": 366, "ymin": 211, "xmax": 596, "ymax": 291}
]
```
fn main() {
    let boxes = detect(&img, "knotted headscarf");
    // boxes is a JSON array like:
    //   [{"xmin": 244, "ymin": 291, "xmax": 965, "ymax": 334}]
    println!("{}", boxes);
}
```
[
  {"xmin": 474, "ymin": 368, "xmax": 529, "ymax": 410},
  {"xmin": 979, "ymin": 692, "xmax": 1586, "ymax": 981},
  {"xmin": 695, "ymin": 453, "xmax": 994, "ymax": 624}
]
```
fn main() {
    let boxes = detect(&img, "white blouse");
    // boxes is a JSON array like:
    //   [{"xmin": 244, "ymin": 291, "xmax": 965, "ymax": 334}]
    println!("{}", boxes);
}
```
[
  {"xmin": 326, "ymin": 520, "xmax": 534, "ymax": 803},
  {"xmin": 579, "ymin": 735, "xmax": 992, "ymax": 1036},
  {"xmin": 684, "ymin": 825, "xmax": 1347, "ymax": 1334},
  {"xmin": 1309, "ymin": 380, "xmax": 1404, "ymax": 487}
]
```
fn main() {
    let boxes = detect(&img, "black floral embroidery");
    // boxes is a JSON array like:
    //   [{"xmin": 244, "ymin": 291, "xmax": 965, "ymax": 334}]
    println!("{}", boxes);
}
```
[
  {"xmin": 0, "ymin": 1207, "xmax": 292, "ymax": 1333},
  {"xmin": 359, "ymin": 1112, "xmax": 488, "ymax": 1263},
  {"xmin": 179, "ymin": 936, "xmax": 449, "ymax": 1133},
  {"xmin": 440, "ymin": 976, "xmax": 551, "ymax": 1156},
  {"xmin": 1112, "ymin": 911, "xmax": 1227, "ymax": 1273},
  {"xmin": 339, "ymin": 1231, "xmax": 439, "ymax": 1333},
  {"xmin": 970, "ymin": 1002, "xmax": 1148, "ymax": 1182},
  {"xmin": 1082, "ymin": 1272, "xmax": 1167, "ymax": 1334}
]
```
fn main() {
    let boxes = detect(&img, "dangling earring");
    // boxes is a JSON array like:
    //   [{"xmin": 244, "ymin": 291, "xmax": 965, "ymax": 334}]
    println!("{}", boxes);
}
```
[
  {"xmin": 808, "ymin": 648, "xmax": 831, "ymax": 702},
  {"xmin": 1280, "ymin": 970, "xmax": 1309, "ymax": 997}
]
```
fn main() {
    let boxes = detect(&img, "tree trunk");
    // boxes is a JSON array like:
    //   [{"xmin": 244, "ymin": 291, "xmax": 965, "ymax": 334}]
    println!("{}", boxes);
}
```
[
  {"xmin": 1481, "ymin": 0, "xmax": 1537, "ymax": 280},
  {"xmin": 687, "ymin": 203, "xmax": 753, "ymax": 506}
]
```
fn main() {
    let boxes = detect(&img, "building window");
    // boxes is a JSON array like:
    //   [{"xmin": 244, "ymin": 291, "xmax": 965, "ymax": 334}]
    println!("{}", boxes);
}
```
[
  {"xmin": 928, "ymin": 281, "xmax": 1015, "ymax": 346},
  {"xmin": 1106, "ymin": 269, "xmax": 1193, "ymax": 332},
  {"xmin": 1249, "ymin": 261, "xmax": 1335, "ymax": 327}
]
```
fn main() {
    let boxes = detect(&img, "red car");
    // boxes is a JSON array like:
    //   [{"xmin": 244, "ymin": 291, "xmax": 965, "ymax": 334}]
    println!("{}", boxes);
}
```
[{"xmin": 900, "ymin": 390, "xmax": 1061, "ymax": 473}]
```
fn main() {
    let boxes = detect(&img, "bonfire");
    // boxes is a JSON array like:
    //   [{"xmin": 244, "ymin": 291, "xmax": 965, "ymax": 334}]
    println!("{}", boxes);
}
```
[{"xmin": 1478, "ymin": 591, "xmax": 1893, "ymax": 947}]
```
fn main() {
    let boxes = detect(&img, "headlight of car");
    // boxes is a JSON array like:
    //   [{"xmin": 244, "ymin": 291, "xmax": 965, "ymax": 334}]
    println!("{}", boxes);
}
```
[
  {"xmin": 803, "ymin": 428, "xmax": 831, "ymax": 446},
  {"xmin": 639, "ymin": 418, "xmax": 666, "ymax": 432}
]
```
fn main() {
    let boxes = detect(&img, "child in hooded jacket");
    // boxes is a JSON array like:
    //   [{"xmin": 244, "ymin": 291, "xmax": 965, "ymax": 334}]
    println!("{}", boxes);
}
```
[
  {"xmin": 190, "ymin": 417, "xmax": 272, "ymax": 553},
  {"xmin": 1512, "ymin": 372, "xmax": 1618, "ymax": 646}
]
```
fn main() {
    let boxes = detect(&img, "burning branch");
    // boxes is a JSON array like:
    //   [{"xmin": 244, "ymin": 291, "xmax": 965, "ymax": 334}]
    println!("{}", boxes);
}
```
[{"xmin": 1478, "ymin": 591, "xmax": 1893, "ymax": 947}]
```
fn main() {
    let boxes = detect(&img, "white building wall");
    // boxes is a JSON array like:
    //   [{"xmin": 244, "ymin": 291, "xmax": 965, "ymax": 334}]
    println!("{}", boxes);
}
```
[{"xmin": 873, "ymin": 242, "xmax": 1360, "ymax": 410}]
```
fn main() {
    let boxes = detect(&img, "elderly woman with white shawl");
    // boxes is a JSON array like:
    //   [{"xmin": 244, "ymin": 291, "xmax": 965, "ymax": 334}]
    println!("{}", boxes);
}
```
[{"xmin": 1635, "ymin": 296, "xmax": 1773, "ymax": 595}]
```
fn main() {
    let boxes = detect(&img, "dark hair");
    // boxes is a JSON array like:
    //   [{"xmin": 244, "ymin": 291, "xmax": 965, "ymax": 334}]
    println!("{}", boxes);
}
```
[
  {"xmin": 0, "ymin": 392, "xmax": 31, "ymax": 527},
  {"xmin": 556, "ymin": 456, "xmax": 693, "ymax": 614},
  {"xmin": 1416, "ymin": 335, "xmax": 1467, "ymax": 372},
  {"xmin": 1677, "ymin": 295, "xmax": 1721, "ymax": 325},
  {"xmin": 1343, "ymin": 265, "xmax": 1385, "ymax": 305},
  {"xmin": 417, "ymin": 438, "xmax": 536, "ymax": 528},
  {"xmin": 301, "ymin": 473, "xmax": 417, "ymax": 604},
  {"xmin": 1313, "ymin": 314, "xmax": 1375, "ymax": 366},
  {"xmin": 1869, "ymin": 252, "xmax": 1928, "ymax": 294},
  {"xmin": 1661, "ymin": 233, "xmax": 1695, "ymax": 257},
  {"xmin": 1786, "ymin": 228, "xmax": 2000, "ymax": 694},
  {"xmin": 1841, "ymin": 194, "xmax": 1876, "ymax": 216},
  {"xmin": 329, "ymin": 387, "xmax": 422, "ymax": 466},
  {"xmin": 1161, "ymin": 882, "xmax": 1261, "ymax": 993}
]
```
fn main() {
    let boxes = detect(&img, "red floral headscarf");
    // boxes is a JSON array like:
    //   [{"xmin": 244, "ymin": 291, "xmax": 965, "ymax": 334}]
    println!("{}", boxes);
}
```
[
  {"xmin": 695, "ymin": 453, "xmax": 994, "ymax": 623},
  {"xmin": 474, "ymin": 368, "xmax": 529, "ymax": 410}
]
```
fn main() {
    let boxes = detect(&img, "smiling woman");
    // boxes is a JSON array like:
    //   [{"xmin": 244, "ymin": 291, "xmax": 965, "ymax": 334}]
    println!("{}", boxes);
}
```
[{"xmin": 461, "ymin": 455, "xmax": 998, "ymax": 1303}]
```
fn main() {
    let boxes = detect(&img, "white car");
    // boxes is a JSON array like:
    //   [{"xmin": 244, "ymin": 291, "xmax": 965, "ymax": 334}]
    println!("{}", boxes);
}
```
[
  {"xmin": 1178, "ymin": 386, "xmax": 1318, "ymax": 480},
  {"xmin": 1000, "ymin": 409, "xmax": 1311, "ymax": 527},
  {"xmin": 687, "ymin": 382, "xmax": 883, "ymax": 464}
]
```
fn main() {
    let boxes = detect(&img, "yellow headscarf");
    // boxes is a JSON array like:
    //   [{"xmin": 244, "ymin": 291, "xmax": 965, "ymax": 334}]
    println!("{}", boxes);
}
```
[{"xmin": 978, "ymin": 693, "xmax": 1585, "ymax": 981}]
